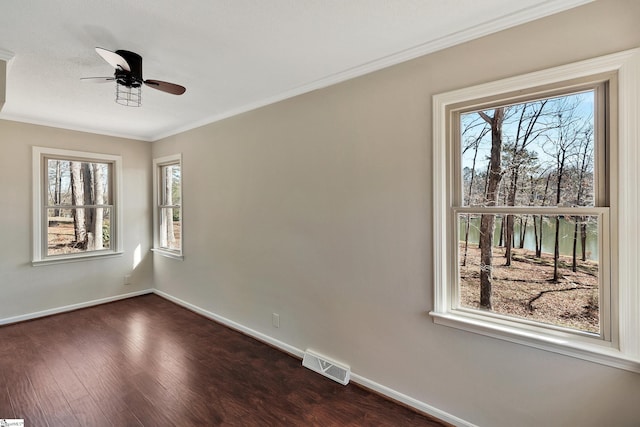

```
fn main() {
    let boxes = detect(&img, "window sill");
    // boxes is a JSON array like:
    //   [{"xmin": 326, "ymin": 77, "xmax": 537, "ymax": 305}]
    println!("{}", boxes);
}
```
[
  {"xmin": 151, "ymin": 248, "xmax": 184, "ymax": 261},
  {"xmin": 429, "ymin": 311, "xmax": 640, "ymax": 373},
  {"xmin": 32, "ymin": 251, "xmax": 124, "ymax": 267}
]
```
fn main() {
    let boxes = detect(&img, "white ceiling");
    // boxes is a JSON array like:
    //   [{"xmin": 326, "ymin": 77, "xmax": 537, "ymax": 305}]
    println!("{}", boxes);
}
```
[{"xmin": 0, "ymin": 0, "xmax": 590, "ymax": 141}]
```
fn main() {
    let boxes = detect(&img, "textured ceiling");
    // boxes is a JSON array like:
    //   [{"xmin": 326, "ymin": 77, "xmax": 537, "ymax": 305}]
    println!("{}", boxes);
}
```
[{"xmin": 0, "ymin": 0, "xmax": 590, "ymax": 141}]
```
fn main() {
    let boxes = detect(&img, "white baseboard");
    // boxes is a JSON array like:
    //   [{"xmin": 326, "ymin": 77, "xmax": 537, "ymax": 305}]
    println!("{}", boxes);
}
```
[
  {"xmin": 152, "ymin": 289, "xmax": 475, "ymax": 427},
  {"xmin": 349, "ymin": 373, "xmax": 478, "ymax": 427},
  {"xmin": 0, "ymin": 288, "xmax": 154, "ymax": 326}
]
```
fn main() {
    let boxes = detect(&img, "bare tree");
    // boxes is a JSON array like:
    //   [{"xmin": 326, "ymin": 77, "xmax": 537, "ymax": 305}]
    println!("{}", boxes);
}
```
[
  {"xmin": 533, "ymin": 171, "xmax": 552, "ymax": 258},
  {"xmin": 53, "ymin": 161, "xmax": 62, "ymax": 217},
  {"xmin": 544, "ymin": 99, "xmax": 590, "ymax": 281},
  {"xmin": 70, "ymin": 161, "xmax": 86, "ymax": 246},
  {"xmin": 92, "ymin": 163, "xmax": 105, "ymax": 250},
  {"xmin": 571, "ymin": 127, "xmax": 594, "ymax": 270},
  {"xmin": 478, "ymin": 107, "xmax": 505, "ymax": 309},
  {"xmin": 461, "ymin": 120, "xmax": 490, "ymax": 266},
  {"xmin": 82, "ymin": 163, "xmax": 97, "ymax": 249},
  {"xmin": 69, "ymin": 161, "xmax": 106, "ymax": 251},
  {"xmin": 503, "ymin": 101, "xmax": 547, "ymax": 265}
]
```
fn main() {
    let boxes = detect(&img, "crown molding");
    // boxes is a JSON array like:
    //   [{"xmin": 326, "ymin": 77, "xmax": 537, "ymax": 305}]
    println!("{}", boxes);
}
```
[
  {"xmin": 0, "ymin": 112, "xmax": 153, "ymax": 142},
  {"xmin": 151, "ymin": 0, "xmax": 593, "ymax": 141},
  {"xmin": 0, "ymin": 48, "xmax": 14, "ymax": 61}
]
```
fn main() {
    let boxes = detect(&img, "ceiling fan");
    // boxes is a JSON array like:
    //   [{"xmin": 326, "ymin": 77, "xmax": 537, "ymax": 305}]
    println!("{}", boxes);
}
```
[{"xmin": 82, "ymin": 47, "xmax": 186, "ymax": 106}]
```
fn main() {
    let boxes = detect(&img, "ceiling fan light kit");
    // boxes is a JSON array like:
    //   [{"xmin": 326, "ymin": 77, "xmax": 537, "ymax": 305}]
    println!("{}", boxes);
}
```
[
  {"xmin": 83, "ymin": 47, "xmax": 186, "ymax": 107},
  {"xmin": 115, "ymin": 82, "xmax": 141, "ymax": 107}
]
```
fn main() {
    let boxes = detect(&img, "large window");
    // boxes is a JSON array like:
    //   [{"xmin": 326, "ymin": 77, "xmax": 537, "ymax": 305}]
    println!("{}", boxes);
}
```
[
  {"xmin": 32, "ymin": 147, "xmax": 123, "ymax": 264},
  {"xmin": 153, "ymin": 154, "xmax": 182, "ymax": 259},
  {"xmin": 457, "ymin": 87, "xmax": 609, "ymax": 338},
  {"xmin": 431, "ymin": 49, "xmax": 640, "ymax": 372}
]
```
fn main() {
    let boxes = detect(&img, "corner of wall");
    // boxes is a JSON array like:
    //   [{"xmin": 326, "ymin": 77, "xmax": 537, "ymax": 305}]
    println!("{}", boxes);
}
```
[
  {"xmin": 0, "ymin": 60, "xmax": 7, "ymax": 111},
  {"xmin": 0, "ymin": 49, "xmax": 15, "ymax": 111}
]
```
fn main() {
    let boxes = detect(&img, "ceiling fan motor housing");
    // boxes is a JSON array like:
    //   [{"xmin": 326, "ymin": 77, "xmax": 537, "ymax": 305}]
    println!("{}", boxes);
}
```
[{"xmin": 115, "ymin": 50, "xmax": 143, "ymax": 87}]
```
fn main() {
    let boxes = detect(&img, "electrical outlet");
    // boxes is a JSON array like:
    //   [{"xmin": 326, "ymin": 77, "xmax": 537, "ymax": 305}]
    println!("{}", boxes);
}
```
[
  {"xmin": 124, "ymin": 275, "xmax": 131, "ymax": 285},
  {"xmin": 272, "ymin": 313, "xmax": 280, "ymax": 328}
]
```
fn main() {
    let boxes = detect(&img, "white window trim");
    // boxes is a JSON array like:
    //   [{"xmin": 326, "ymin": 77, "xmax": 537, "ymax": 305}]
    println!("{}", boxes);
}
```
[
  {"xmin": 152, "ymin": 153, "xmax": 183, "ymax": 260},
  {"xmin": 430, "ymin": 48, "xmax": 640, "ymax": 373},
  {"xmin": 32, "ymin": 147, "xmax": 123, "ymax": 265}
]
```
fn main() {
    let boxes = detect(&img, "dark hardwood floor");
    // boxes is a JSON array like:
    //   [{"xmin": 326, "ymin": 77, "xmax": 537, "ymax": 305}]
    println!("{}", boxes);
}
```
[{"xmin": 0, "ymin": 294, "xmax": 449, "ymax": 426}]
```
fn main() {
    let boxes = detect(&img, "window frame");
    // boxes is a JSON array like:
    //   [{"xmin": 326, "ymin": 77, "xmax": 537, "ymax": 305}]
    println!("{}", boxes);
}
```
[
  {"xmin": 32, "ymin": 147, "xmax": 123, "ymax": 265},
  {"xmin": 152, "ymin": 154, "xmax": 183, "ymax": 260},
  {"xmin": 430, "ymin": 49, "xmax": 640, "ymax": 373}
]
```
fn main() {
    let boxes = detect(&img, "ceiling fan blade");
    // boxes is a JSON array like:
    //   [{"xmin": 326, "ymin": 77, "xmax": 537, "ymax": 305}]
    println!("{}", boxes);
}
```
[
  {"xmin": 81, "ymin": 77, "xmax": 115, "ymax": 83},
  {"xmin": 144, "ymin": 80, "xmax": 186, "ymax": 95},
  {"xmin": 95, "ymin": 47, "xmax": 131, "ymax": 72}
]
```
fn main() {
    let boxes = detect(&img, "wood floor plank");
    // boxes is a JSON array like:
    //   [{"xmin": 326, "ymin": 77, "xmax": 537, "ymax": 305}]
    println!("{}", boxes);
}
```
[
  {"xmin": 24, "ymin": 361, "xmax": 81, "ymax": 427},
  {"xmin": 3, "ymin": 371, "xmax": 49, "ymax": 427},
  {"xmin": 0, "ymin": 294, "xmax": 449, "ymax": 427},
  {"xmin": 65, "ymin": 395, "xmax": 118, "ymax": 427},
  {"xmin": 0, "ymin": 335, "xmax": 51, "ymax": 427},
  {"xmin": 0, "ymin": 384, "xmax": 15, "ymax": 420},
  {"xmin": 0, "ymin": 349, "xmax": 16, "ymax": 420}
]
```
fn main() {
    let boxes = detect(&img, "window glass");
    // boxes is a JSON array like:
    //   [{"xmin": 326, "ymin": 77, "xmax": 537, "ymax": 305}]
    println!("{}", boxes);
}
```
[
  {"xmin": 457, "ymin": 212, "xmax": 601, "ymax": 334},
  {"xmin": 45, "ymin": 159, "xmax": 113, "ymax": 256},
  {"xmin": 157, "ymin": 160, "xmax": 181, "ymax": 253},
  {"xmin": 460, "ymin": 92, "xmax": 596, "ymax": 208},
  {"xmin": 455, "ymin": 90, "xmax": 604, "ymax": 336}
]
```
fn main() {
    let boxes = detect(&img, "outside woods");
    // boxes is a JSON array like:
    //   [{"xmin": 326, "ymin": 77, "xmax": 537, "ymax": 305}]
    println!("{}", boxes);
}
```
[
  {"xmin": 458, "ymin": 90, "xmax": 603, "ymax": 334},
  {"xmin": 159, "ymin": 163, "xmax": 181, "ymax": 252},
  {"xmin": 47, "ymin": 159, "xmax": 111, "ymax": 255}
]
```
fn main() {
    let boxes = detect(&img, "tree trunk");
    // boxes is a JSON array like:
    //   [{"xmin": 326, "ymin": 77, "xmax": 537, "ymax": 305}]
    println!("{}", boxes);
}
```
[
  {"xmin": 580, "ymin": 221, "xmax": 587, "ymax": 261},
  {"xmin": 479, "ymin": 213, "xmax": 495, "ymax": 309},
  {"xmin": 519, "ymin": 216, "xmax": 528, "ymax": 249},
  {"xmin": 536, "ymin": 215, "xmax": 544, "ymax": 258},
  {"xmin": 534, "ymin": 215, "xmax": 541, "ymax": 257},
  {"xmin": 536, "ymin": 174, "xmax": 552, "ymax": 258},
  {"xmin": 553, "ymin": 216, "xmax": 561, "ymax": 281},
  {"xmin": 505, "ymin": 214, "xmax": 513, "ymax": 265},
  {"xmin": 553, "ymin": 149, "xmax": 566, "ymax": 282},
  {"xmin": 93, "ymin": 163, "xmax": 104, "ymax": 250},
  {"xmin": 478, "ymin": 108, "xmax": 504, "ymax": 310},
  {"xmin": 82, "ymin": 163, "xmax": 96, "ymax": 250},
  {"xmin": 70, "ymin": 161, "xmax": 86, "ymax": 246},
  {"xmin": 462, "ymin": 214, "xmax": 471, "ymax": 267},
  {"xmin": 54, "ymin": 161, "xmax": 61, "ymax": 217},
  {"xmin": 572, "ymin": 218, "xmax": 578, "ymax": 272}
]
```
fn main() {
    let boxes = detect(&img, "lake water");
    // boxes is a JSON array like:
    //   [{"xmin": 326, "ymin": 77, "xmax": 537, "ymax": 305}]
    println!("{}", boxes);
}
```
[{"xmin": 458, "ymin": 214, "xmax": 599, "ymax": 261}]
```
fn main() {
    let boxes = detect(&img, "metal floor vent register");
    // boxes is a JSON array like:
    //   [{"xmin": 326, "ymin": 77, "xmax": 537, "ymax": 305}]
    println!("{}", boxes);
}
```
[{"xmin": 302, "ymin": 349, "xmax": 350, "ymax": 385}]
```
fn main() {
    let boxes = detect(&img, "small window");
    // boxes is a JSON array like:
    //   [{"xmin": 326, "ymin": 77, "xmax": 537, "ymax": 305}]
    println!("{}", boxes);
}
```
[
  {"xmin": 153, "ymin": 154, "xmax": 182, "ymax": 259},
  {"xmin": 431, "ymin": 49, "xmax": 640, "ymax": 372},
  {"xmin": 32, "ymin": 147, "xmax": 123, "ymax": 264}
]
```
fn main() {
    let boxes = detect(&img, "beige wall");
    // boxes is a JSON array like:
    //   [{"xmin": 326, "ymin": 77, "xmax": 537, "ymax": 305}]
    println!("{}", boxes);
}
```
[
  {"xmin": 0, "ymin": 120, "xmax": 153, "ymax": 319},
  {"xmin": 152, "ymin": 1, "xmax": 640, "ymax": 426}
]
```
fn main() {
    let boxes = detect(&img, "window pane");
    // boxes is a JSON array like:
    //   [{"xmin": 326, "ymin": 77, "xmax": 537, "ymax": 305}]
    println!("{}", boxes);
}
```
[
  {"xmin": 457, "ymin": 213, "xmax": 600, "ymax": 334},
  {"xmin": 159, "ymin": 207, "xmax": 181, "ymax": 251},
  {"xmin": 161, "ymin": 164, "xmax": 181, "ymax": 205},
  {"xmin": 460, "ymin": 92, "xmax": 595, "ymax": 208},
  {"xmin": 47, "ymin": 208, "xmax": 111, "ymax": 255},
  {"xmin": 47, "ymin": 159, "xmax": 111, "ymax": 206}
]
